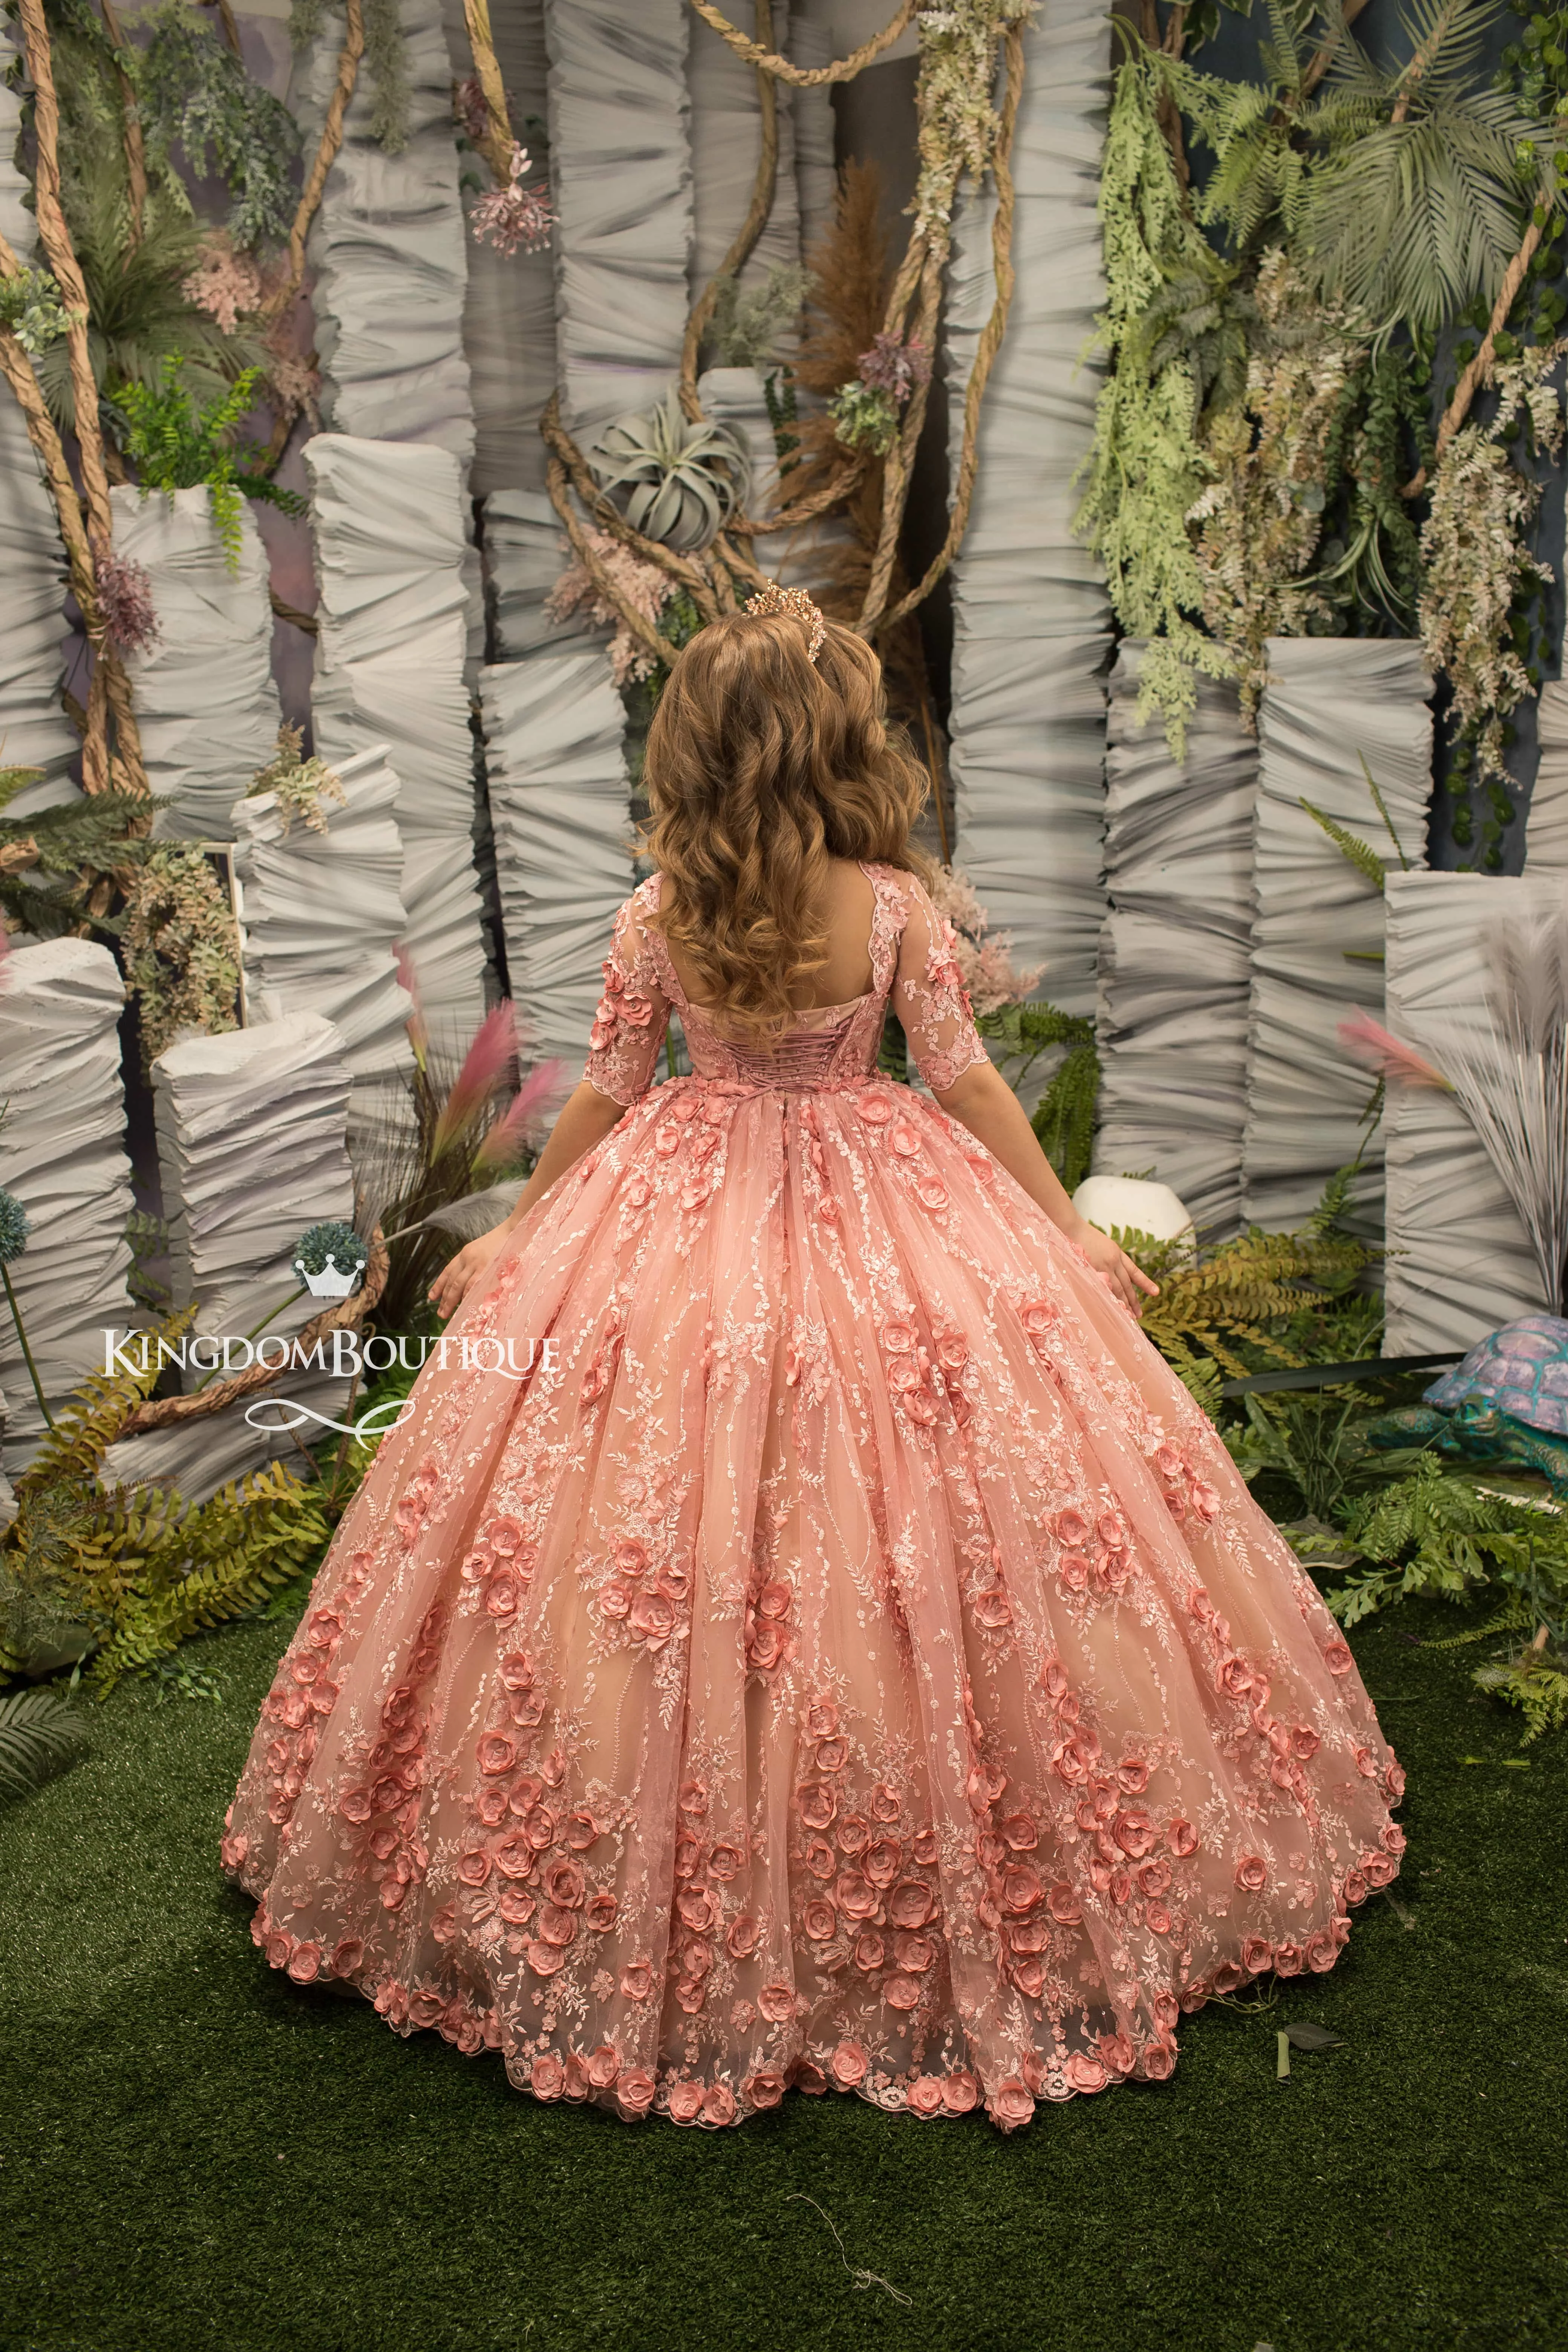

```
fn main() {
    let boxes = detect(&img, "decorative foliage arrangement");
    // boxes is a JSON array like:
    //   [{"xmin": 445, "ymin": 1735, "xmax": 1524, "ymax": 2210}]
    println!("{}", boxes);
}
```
[
  {"xmin": 525, "ymin": 0, "xmax": 1033, "ymax": 681},
  {"xmin": 119, "ymin": 358, "xmax": 305, "ymax": 568},
  {"xmin": 0, "ymin": 763, "xmax": 156, "ymax": 940},
  {"xmin": 1077, "ymin": 0, "xmax": 1568, "ymax": 845},
  {"xmin": 0, "ymin": 1322, "xmax": 330, "ymax": 1694},
  {"xmin": 119, "ymin": 844, "xmax": 242, "ymax": 1069},
  {"xmin": 356, "ymin": 975, "xmax": 561, "ymax": 1334},
  {"xmin": 247, "ymin": 725, "xmax": 346, "ymax": 836}
]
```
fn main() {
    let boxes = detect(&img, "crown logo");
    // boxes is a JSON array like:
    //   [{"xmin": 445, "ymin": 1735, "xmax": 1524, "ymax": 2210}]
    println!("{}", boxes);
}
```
[{"xmin": 293, "ymin": 1250, "xmax": 365, "ymax": 1298}]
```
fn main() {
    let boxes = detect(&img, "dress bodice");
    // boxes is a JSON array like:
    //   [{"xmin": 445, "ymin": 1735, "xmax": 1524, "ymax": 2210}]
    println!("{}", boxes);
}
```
[{"xmin": 583, "ymin": 863, "xmax": 991, "ymax": 1105}]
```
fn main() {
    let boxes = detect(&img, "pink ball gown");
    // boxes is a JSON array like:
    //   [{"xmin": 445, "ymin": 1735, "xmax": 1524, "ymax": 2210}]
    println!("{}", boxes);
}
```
[{"xmin": 224, "ymin": 863, "xmax": 1406, "ymax": 2129}]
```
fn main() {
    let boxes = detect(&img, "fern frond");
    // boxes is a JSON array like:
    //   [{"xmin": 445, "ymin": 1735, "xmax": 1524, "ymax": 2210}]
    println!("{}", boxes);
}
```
[
  {"xmin": 17, "ymin": 1309, "xmax": 194, "ymax": 1494},
  {"xmin": 1300, "ymin": 797, "xmax": 1387, "ymax": 890}
]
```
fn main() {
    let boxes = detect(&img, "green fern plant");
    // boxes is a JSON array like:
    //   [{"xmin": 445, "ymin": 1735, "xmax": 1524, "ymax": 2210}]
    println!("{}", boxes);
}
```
[
  {"xmin": 0, "ymin": 764, "xmax": 166, "ymax": 943},
  {"xmin": 0, "ymin": 1313, "xmax": 332, "ymax": 1690},
  {"xmin": 0, "ymin": 1685, "xmax": 90, "ymax": 1802},
  {"xmin": 36, "ymin": 156, "xmax": 267, "ymax": 434},
  {"xmin": 118, "ymin": 358, "xmax": 304, "ymax": 569},
  {"xmin": 977, "ymin": 1001, "xmax": 1101, "ymax": 1190}
]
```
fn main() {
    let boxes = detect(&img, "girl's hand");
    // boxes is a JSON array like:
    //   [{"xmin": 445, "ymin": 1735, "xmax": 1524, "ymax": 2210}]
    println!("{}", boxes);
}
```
[
  {"xmin": 427, "ymin": 1225, "xmax": 511, "ymax": 1321},
  {"xmin": 1066, "ymin": 1218, "xmax": 1161, "ymax": 1318}
]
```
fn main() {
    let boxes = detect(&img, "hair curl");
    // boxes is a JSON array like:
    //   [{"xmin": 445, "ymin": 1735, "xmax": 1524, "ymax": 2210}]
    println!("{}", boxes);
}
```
[{"xmin": 642, "ymin": 611, "xmax": 931, "ymax": 1037}]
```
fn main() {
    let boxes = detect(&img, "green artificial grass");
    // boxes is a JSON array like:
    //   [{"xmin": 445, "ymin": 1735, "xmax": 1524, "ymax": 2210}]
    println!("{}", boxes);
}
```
[{"xmin": 0, "ymin": 1599, "xmax": 1563, "ymax": 2352}]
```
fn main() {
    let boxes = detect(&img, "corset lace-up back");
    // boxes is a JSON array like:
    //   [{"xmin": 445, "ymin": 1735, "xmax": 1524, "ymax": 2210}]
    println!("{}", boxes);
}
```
[{"xmin": 583, "ymin": 861, "xmax": 992, "ymax": 1104}]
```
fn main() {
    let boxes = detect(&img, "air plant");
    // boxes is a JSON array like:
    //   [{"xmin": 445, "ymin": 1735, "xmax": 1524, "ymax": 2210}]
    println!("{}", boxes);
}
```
[
  {"xmin": 587, "ymin": 392, "xmax": 752, "ymax": 553},
  {"xmin": 1340, "ymin": 902, "xmax": 1568, "ymax": 1311}
]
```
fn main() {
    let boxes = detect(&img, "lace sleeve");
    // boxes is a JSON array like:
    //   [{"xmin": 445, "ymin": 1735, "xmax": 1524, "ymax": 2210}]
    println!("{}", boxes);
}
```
[
  {"xmin": 890, "ymin": 876, "xmax": 991, "ymax": 1095},
  {"xmin": 582, "ymin": 887, "xmax": 671, "ymax": 1107}
]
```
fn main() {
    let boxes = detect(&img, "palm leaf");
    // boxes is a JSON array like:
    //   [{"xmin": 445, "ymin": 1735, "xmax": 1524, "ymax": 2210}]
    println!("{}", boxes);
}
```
[{"xmin": 0, "ymin": 1684, "xmax": 90, "ymax": 1802}]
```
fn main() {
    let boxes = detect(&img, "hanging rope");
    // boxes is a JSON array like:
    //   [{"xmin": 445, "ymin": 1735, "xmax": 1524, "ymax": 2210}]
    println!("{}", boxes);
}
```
[
  {"xmin": 14, "ymin": 0, "xmax": 149, "ymax": 798},
  {"xmin": 1403, "ymin": 213, "xmax": 1547, "ymax": 499},
  {"xmin": 264, "ymin": 0, "xmax": 364, "ymax": 322},
  {"xmin": 461, "ymin": 0, "xmax": 515, "ymax": 185},
  {"xmin": 686, "ymin": 0, "xmax": 914, "ymax": 86},
  {"xmin": 679, "ymin": 0, "xmax": 779, "ymax": 426}
]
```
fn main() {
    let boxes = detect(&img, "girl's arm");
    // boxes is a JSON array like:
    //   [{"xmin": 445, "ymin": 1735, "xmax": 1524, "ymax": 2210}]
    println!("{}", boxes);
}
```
[
  {"xmin": 427, "ymin": 1082, "xmax": 625, "ymax": 1320},
  {"xmin": 931, "ymin": 1059, "xmax": 1157, "ymax": 1316}
]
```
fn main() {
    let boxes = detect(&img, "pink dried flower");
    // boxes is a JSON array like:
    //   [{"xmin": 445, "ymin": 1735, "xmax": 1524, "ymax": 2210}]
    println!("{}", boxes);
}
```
[
  {"xmin": 471, "ymin": 144, "xmax": 556, "ymax": 259},
  {"xmin": 1337, "ymin": 1009, "xmax": 1452, "ymax": 1092},
  {"xmin": 474, "ymin": 1057, "xmax": 567, "ymax": 1173},
  {"xmin": 857, "ymin": 331, "xmax": 933, "ymax": 404},
  {"xmin": 95, "ymin": 553, "xmax": 160, "ymax": 657},
  {"xmin": 546, "ymin": 528, "xmax": 677, "ymax": 686},
  {"xmin": 182, "ymin": 238, "xmax": 264, "ymax": 336},
  {"xmin": 432, "ymin": 1000, "xmax": 519, "ymax": 1161},
  {"xmin": 453, "ymin": 74, "xmax": 490, "ymax": 146},
  {"xmin": 394, "ymin": 942, "xmax": 429, "ymax": 1068},
  {"xmin": 925, "ymin": 863, "xmax": 1042, "ymax": 1016}
]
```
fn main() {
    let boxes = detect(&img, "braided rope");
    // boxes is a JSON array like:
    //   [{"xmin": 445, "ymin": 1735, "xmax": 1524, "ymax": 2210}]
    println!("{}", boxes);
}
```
[
  {"xmin": 264, "ymin": 0, "xmax": 365, "ymax": 322},
  {"xmin": 686, "ymin": 0, "xmax": 914, "ymax": 86}
]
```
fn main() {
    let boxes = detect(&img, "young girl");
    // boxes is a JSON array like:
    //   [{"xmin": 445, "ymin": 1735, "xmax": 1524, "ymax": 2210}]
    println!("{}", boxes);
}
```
[{"xmin": 224, "ymin": 593, "xmax": 1404, "ymax": 2129}]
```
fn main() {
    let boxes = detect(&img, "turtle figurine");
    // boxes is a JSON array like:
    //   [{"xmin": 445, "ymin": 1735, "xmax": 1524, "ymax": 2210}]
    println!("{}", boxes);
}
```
[{"xmin": 1366, "ymin": 1314, "xmax": 1568, "ymax": 1494}]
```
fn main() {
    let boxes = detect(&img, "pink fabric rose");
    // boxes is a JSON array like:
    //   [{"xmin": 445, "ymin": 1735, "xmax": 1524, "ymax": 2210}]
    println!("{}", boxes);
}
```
[
  {"xmin": 758, "ymin": 1981, "xmax": 795, "ymax": 2023},
  {"xmin": 1047, "ymin": 1881, "xmax": 1082, "ymax": 1925},
  {"xmin": 1305, "ymin": 1929, "xmax": 1338, "ymax": 1972},
  {"xmin": 989, "ymin": 2079, "xmax": 1034, "ymax": 2130},
  {"xmin": 830, "ymin": 2040, "xmax": 869, "ymax": 2089},
  {"xmin": 668, "ymin": 2080, "xmax": 704, "ymax": 2125},
  {"xmin": 1141, "ymin": 2039, "xmax": 1176, "ymax": 2081},
  {"xmin": 726, "ymin": 1915, "xmax": 760, "ymax": 1959},
  {"xmin": 746, "ymin": 2069, "xmax": 786, "ymax": 2109},
  {"xmin": 797, "ymin": 1782, "xmax": 837, "ymax": 1830},
  {"xmin": 1242, "ymin": 1934, "xmax": 1274, "ymax": 1976},
  {"xmin": 885, "ymin": 1974, "xmax": 922, "ymax": 2011},
  {"xmin": 629, "ymin": 1591, "xmax": 674, "ymax": 1647},
  {"xmin": 1066, "ymin": 2051, "xmax": 1109, "ymax": 2095},
  {"xmin": 803, "ymin": 1900, "xmax": 837, "ymax": 1942},
  {"xmin": 531, "ymin": 2052, "xmax": 564, "ymax": 2101},
  {"xmin": 287, "ymin": 1941, "xmax": 322, "ymax": 1985},
  {"xmin": 1114, "ymin": 1812, "xmax": 1156, "ymax": 1860},
  {"xmin": 942, "ymin": 2069, "xmax": 980, "ymax": 2115},
  {"xmin": 906, "ymin": 2075, "xmax": 944, "ymax": 2116},
  {"xmin": 1323, "ymin": 1638, "xmax": 1354, "ymax": 1677},
  {"xmin": 1167, "ymin": 1818, "xmax": 1199, "ymax": 1857},
  {"xmin": 331, "ymin": 1937, "xmax": 364, "ymax": 1977},
  {"xmin": 1235, "ymin": 1852, "xmax": 1269, "ymax": 1893},
  {"xmin": 702, "ymin": 2083, "xmax": 738, "ymax": 2128},
  {"xmin": 617, "ymin": 2067, "xmax": 656, "ymax": 2117},
  {"xmin": 478, "ymin": 1732, "xmax": 516, "ymax": 1777},
  {"xmin": 620, "ymin": 1962, "xmax": 653, "ymax": 2001}
]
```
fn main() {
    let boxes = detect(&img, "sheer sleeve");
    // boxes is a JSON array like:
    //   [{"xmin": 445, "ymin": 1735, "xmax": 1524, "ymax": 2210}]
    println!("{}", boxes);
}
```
[
  {"xmin": 582, "ymin": 885, "xmax": 671, "ymax": 1107},
  {"xmin": 890, "ymin": 876, "xmax": 991, "ymax": 1095}
]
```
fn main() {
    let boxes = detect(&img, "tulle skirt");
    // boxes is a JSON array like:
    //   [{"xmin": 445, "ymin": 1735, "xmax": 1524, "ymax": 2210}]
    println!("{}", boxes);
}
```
[{"xmin": 224, "ymin": 1073, "xmax": 1405, "ymax": 2128}]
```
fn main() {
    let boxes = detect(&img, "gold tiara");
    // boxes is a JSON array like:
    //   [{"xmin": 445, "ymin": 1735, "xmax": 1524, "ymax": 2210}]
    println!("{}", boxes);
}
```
[{"xmin": 744, "ymin": 580, "xmax": 825, "ymax": 665}]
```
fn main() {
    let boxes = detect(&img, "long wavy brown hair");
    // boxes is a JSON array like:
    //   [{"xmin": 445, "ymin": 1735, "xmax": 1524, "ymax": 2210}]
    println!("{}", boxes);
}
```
[{"xmin": 642, "ymin": 609, "xmax": 932, "ymax": 1037}]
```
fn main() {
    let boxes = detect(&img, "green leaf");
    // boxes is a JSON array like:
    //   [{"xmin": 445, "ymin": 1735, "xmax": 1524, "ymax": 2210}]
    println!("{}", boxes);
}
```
[{"xmin": 0, "ymin": 1685, "xmax": 90, "ymax": 1802}]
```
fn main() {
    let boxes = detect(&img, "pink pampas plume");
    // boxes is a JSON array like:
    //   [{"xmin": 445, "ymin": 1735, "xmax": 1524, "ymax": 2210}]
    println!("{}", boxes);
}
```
[
  {"xmin": 473, "ymin": 1058, "xmax": 566, "ymax": 1174},
  {"xmin": 394, "ymin": 942, "xmax": 428, "ymax": 1069},
  {"xmin": 431, "ymin": 1000, "xmax": 518, "ymax": 1162},
  {"xmin": 1337, "ymin": 1009, "xmax": 1453, "ymax": 1092}
]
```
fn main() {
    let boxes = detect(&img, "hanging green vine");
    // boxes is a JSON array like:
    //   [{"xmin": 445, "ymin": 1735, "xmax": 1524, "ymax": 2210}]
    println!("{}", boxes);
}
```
[{"xmin": 289, "ymin": 0, "xmax": 409, "ymax": 153}]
